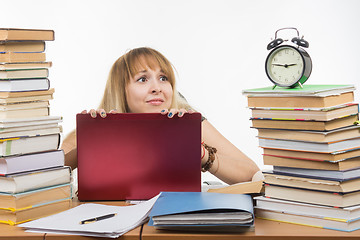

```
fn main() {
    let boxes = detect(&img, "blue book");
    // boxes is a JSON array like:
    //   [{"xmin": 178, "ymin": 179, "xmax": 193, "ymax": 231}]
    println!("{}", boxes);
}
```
[{"xmin": 148, "ymin": 192, "xmax": 254, "ymax": 232}]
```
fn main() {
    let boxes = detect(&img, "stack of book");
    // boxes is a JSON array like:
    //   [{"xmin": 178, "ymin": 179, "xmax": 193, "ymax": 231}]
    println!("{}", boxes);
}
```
[
  {"xmin": 243, "ymin": 84, "xmax": 360, "ymax": 232},
  {"xmin": 0, "ymin": 28, "xmax": 71, "ymax": 225}
]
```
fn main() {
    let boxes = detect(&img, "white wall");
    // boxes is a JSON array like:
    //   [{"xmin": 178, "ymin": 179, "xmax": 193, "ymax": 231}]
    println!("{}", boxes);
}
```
[{"xmin": 1, "ymin": 0, "xmax": 360, "ymax": 179}]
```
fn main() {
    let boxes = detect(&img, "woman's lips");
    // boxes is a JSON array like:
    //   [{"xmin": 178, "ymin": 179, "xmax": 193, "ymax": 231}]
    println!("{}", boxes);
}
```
[{"xmin": 146, "ymin": 99, "xmax": 164, "ymax": 106}]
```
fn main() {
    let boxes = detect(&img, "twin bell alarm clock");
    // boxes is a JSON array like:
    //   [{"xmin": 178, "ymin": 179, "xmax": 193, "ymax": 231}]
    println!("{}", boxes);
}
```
[{"xmin": 265, "ymin": 27, "xmax": 312, "ymax": 88}]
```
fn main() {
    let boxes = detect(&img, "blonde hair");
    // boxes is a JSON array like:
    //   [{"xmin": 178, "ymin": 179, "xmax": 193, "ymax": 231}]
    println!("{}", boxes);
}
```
[
  {"xmin": 99, "ymin": 47, "xmax": 191, "ymax": 112},
  {"xmin": 62, "ymin": 47, "xmax": 192, "ymax": 147}
]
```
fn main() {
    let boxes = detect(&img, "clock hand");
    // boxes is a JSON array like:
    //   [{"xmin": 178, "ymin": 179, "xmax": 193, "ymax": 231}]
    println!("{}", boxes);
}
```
[{"xmin": 272, "ymin": 63, "xmax": 297, "ymax": 68}]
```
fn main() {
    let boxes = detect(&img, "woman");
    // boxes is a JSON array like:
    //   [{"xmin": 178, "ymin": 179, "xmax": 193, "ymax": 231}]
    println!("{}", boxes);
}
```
[{"xmin": 61, "ymin": 47, "xmax": 260, "ymax": 185}]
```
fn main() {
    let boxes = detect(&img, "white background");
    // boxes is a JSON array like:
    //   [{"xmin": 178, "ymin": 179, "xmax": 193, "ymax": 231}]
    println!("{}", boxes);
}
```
[{"xmin": 1, "ymin": 0, "xmax": 360, "ymax": 180}]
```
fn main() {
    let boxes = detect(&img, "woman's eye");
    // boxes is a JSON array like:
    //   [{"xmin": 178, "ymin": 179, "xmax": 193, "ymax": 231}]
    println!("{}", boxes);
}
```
[
  {"xmin": 137, "ymin": 77, "xmax": 146, "ymax": 83},
  {"xmin": 160, "ymin": 76, "xmax": 168, "ymax": 81}
]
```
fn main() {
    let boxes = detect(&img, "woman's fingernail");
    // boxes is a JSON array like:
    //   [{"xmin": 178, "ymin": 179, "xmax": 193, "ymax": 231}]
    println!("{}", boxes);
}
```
[
  {"xmin": 168, "ymin": 112, "xmax": 173, "ymax": 118},
  {"xmin": 91, "ymin": 112, "xmax": 96, "ymax": 118},
  {"xmin": 161, "ymin": 109, "xmax": 166, "ymax": 113},
  {"xmin": 178, "ymin": 112, "xmax": 183, "ymax": 117},
  {"xmin": 100, "ymin": 112, "xmax": 106, "ymax": 118}
]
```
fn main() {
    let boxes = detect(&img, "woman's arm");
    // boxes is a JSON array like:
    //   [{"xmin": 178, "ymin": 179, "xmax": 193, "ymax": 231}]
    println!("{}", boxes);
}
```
[
  {"xmin": 60, "ymin": 112, "xmax": 261, "ymax": 184},
  {"xmin": 60, "ymin": 109, "xmax": 105, "ymax": 170},
  {"xmin": 61, "ymin": 131, "xmax": 78, "ymax": 170},
  {"xmin": 201, "ymin": 119, "xmax": 260, "ymax": 185}
]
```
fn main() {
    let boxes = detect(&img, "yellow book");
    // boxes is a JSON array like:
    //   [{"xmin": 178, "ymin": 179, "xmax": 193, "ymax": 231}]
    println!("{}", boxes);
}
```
[
  {"xmin": 0, "ymin": 199, "xmax": 71, "ymax": 225},
  {"xmin": 0, "ymin": 28, "xmax": 54, "ymax": 41},
  {"xmin": 0, "ymin": 52, "xmax": 45, "ymax": 63},
  {"xmin": 0, "ymin": 184, "xmax": 71, "ymax": 210},
  {"xmin": 0, "ymin": 41, "xmax": 45, "ymax": 53}
]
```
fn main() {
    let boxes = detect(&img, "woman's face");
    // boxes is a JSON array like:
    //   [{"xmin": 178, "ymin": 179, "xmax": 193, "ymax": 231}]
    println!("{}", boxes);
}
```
[{"xmin": 125, "ymin": 65, "xmax": 173, "ymax": 113}]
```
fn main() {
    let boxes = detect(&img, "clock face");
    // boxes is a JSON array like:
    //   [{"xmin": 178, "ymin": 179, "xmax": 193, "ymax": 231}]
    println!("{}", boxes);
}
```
[{"xmin": 265, "ymin": 45, "xmax": 305, "ymax": 87}]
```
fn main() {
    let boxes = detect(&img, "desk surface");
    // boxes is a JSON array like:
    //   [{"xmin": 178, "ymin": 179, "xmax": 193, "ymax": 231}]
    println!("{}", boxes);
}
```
[
  {"xmin": 141, "ymin": 219, "xmax": 360, "ymax": 240},
  {"xmin": 1, "ymin": 223, "xmax": 43, "ymax": 240},
  {"xmin": 2, "ymin": 199, "xmax": 360, "ymax": 240}
]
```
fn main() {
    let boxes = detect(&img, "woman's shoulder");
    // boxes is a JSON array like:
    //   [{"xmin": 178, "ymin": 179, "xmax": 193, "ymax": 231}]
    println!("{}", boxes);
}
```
[{"xmin": 178, "ymin": 91, "xmax": 206, "ymax": 122}]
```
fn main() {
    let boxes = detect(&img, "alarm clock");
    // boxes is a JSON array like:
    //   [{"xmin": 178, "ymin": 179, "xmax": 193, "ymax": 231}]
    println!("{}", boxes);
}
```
[{"xmin": 265, "ymin": 27, "xmax": 312, "ymax": 88}]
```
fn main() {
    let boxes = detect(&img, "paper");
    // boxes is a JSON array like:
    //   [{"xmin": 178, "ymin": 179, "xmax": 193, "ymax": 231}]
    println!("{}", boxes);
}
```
[{"xmin": 18, "ymin": 194, "xmax": 159, "ymax": 238}]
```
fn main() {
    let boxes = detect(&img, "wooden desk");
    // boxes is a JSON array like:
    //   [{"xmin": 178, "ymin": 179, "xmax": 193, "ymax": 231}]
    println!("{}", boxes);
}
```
[
  {"xmin": 141, "ymin": 218, "xmax": 360, "ymax": 240},
  {"xmin": 2, "ymin": 199, "xmax": 360, "ymax": 240},
  {"xmin": 0, "ymin": 223, "xmax": 43, "ymax": 240}
]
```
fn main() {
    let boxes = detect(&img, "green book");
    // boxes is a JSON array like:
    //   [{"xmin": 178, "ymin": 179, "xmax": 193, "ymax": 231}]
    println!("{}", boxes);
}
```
[{"xmin": 242, "ymin": 84, "xmax": 355, "ymax": 97}]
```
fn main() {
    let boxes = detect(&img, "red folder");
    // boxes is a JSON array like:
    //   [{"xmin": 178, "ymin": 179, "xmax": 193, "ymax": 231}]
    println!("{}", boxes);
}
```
[{"xmin": 76, "ymin": 113, "xmax": 201, "ymax": 200}]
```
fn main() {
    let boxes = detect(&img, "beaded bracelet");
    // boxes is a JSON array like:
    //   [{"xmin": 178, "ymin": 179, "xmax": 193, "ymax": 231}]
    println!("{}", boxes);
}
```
[
  {"xmin": 201, "ymin": 143, "xmax": 217, "ymax": 172},
  {"xmin": 201, "ymin": 142, "xmax": 206, "ymax": 160}
]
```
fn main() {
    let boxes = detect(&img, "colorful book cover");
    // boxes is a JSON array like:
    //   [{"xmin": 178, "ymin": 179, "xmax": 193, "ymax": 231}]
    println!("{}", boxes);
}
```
[{"xmin": 243, "ymin": 84, "xmax": 355, "ymax": 96}]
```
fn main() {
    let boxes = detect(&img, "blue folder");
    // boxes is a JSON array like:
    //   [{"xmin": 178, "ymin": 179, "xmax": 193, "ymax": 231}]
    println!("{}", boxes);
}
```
[{"xmin": 148, "ymin": 192, "xmax": 254, "ymax": 231}]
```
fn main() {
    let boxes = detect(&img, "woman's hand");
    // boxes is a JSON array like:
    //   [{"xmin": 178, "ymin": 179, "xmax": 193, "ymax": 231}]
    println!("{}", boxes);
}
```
[
  {"xmin": 81, "ymin": 109, "xmax": 118, "ymax": 118},
  {"xmin": 81, "ymin": 108, "xmax": 194, "ymax": 119},
  {"xmin": 160, "ymin": 108, "xmax": 194, "ymax": 118}
]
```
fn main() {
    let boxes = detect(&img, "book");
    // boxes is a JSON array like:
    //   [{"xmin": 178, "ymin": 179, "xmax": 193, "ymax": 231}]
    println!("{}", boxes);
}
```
[
  {"xmin": 0, "ymin": 78, "xmax": 50, "ymax": 92},
  {"xmin": 259, "ymin": 137, "xmax": 360, "ymax": 153},
  {"xmin": 264, "ymin": 154, "xmax": 360, "ymax": 171},
  {"xmin": 264, "ymin": 183, "xmax": 360, "ymax": 207},
  {"xmin": 0, "ymin": 94, "xmax": 53, "ymax": 104},
  {"xmin": 255, "ymin": 196, "xmax": 360, "ymax": 221},
  {"xmin": 263, "ymin": 172, "xmax": 360, "ymax": 192},
  {"xmin": 0, "ymin": 88, "xmax": 54, "ymax": 97},
  {"xmin": 0, "ymin": 107, "xmax": 49, "ymax": 119},
  {"xmin": 0, "ymin": 125, "xmax": 61, "ymax": 140},
  {"xmin": 0, "ymin": 115, "xmax": 62, "ymax": 128},
  {"xmin": 0, "ymin": 101, "xmax": 50, "ymax": 118},
  {"xmin": 246, "ymin": 91, "xmax": 354, "ymax": 108},
  {"xmin": 243, "ymin": 84, "xmax": 355, "ymax": 96},
  {"xmin": 255, "ymin": 206, "xmax": 360, "ymax": 232},
  {"xmin": 0, "ymin": 68, "xmax": 48, "ymax": 79},
  {"xmin": 252, "ymin": 114, "xmax": 358, "ymax": 131},
  {"xmin": 0, "ymin": 183, "xmax": 71, "ymax": 210},
  {"xmin": 0, "ymin": 41, "xmax": 45, "ymax": 53},
  {"xmin": 250, "ymin": 103, "xmax": 359, "ymax": 121},
  {"xmin": 263, "ymin": 148, "xmax": 360, "ymax": 162},
  {"xmin": 19, "ymin": 196, "xmax": 159, "ymax": 238},
  {"xmin": 0, "ymin": 150, "xmax": 64, "ymax": 175},
  {"xmin": 0, "ymin": 52, "xmax": 45, "ymax": 63},
  {"xmin": 148, "ymin": 192, "xmax": 254, "ymax": 232},
  {"xmin": 0, "ymin": 28, "xmax": 54, "ymax": 41},
  {"xmin": 0, "ymin": 198, "xmax": 71, "ymax": 225},
  {"xmin": 257, "ymin": 125, "xmax": 360, "ymax": 143},
  {"xmin": 0, "ymin": 134, "xmax": 60, "ymax": 158},
  {"xmin": 272, "ymin": 166, "xmax": 360, "ymax": 181},
  {"xmin": 0, "ymin": 166, "xmax": 71, "ymax": 194},
  {"xmin": 0, "ymin": 88, "xmax": 54, "ymax": 103},
  {"xmin": 0, "ymin": 62, "xmax": 52, "ymax": 70},
  {"xmin": 0, "ymin": 100, "xmax": 49, "ymax": 110},
  {"xmin": 0, "ymin": 121, "xmax": 60, "ymax": 133}
]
